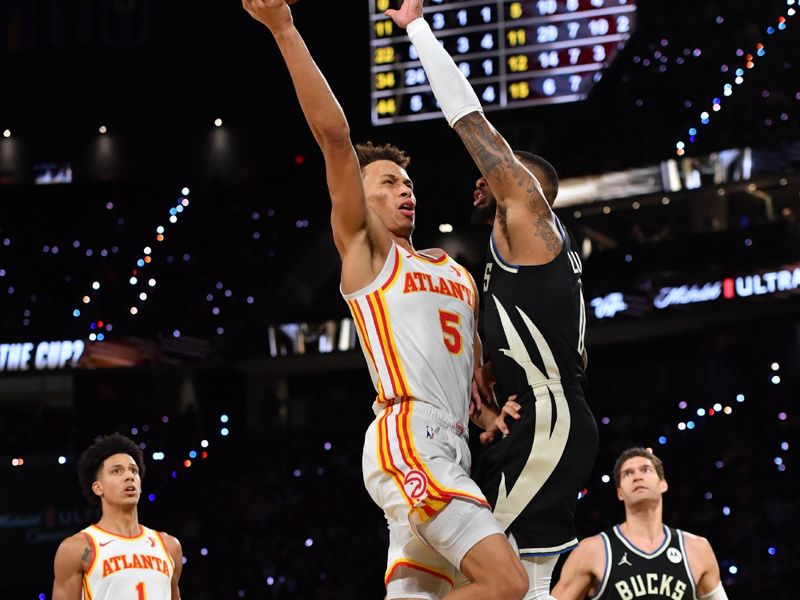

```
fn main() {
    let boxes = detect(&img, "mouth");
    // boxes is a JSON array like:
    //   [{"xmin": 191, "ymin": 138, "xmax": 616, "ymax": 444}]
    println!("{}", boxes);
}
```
[
  {"xmin": 633, "ymin": 485, "xmax": 648, "ymax": 493},
  {"xmin": 473, "ymin": 189, "xmax": 487, "ymax": 206},
  {"xmin": 124, "ymin": 485, "xmax": 138, "ymax": 495},
  {"xmin": 398, "ymin": 201, "xmax": 415, "ymax": 218}
]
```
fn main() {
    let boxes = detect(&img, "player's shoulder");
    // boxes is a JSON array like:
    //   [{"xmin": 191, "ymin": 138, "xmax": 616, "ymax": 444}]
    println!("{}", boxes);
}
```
[
  {"xmin": 155, "ymin": 530, "xmax": 183, "ymax": 556},
  {"xmin": 417, "ymin": 247, "xmax": 447, "ymax": 261},
  {"xmin": 571, "ymin": 534, "xmax": 606, "ymax": 562},
  {"xmin": 680, "ymin": 530, "xmax": 714, "ymax": 556},
  {"xmin": 57, "ymin": 531, "xmax": 92, "ymax": 552},
  {"xmin": 54, "ymin": 531, "xmax": 94, "ymax": 569}
]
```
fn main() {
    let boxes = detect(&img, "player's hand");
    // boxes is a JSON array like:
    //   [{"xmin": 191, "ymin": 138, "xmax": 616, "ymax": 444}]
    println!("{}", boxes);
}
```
[
  {"xmin": 242, "ymin": 0, "xmax": 293, "ymax": 35},
  {"xmin": 479, "ymin": 396, "xmax": 521, "ymax": 445},
  {"xmin": 470, "ymin": 362, "xmax": 496, "ymax": 416},
  {"xmin": 385, "ymin": 0, "xmax": 423, "ymax": 29}
]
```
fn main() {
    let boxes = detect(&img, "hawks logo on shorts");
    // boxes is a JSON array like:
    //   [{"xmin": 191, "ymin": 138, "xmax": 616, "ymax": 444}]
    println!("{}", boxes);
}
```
[{"xmin": 404, "ymin": 470, "xmax": 429, "ymax": 500}]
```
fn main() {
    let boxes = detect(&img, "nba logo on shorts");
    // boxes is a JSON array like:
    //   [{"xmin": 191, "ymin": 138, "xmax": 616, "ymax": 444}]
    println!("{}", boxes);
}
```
[
  {"xmin": 455, "ymin": 420, "xmax": 464, "ymax": 436},
  {"xmin": 404, "ymin": 469, "xmax": 429, "ymax": 500},
  {"xmin": 667, "ymin": 548, "xmax": 682, "ymax": 564},
  {"xmin": 426, "ymin": 426, "xmax": 435, "ymax": 439}
]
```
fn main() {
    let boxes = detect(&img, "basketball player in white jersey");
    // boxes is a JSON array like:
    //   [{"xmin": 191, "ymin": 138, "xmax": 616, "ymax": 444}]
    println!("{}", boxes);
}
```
[
  {"xmin": 241, "ymin": 1, "xmax": 527, "ymax": 598},
  {"xmin": 52, "ymin": 433, "xmax": 182, "ymax": 600},
  {"xmin": 551, "ymin": 448, "xmax": 727, "ymax": 600}
]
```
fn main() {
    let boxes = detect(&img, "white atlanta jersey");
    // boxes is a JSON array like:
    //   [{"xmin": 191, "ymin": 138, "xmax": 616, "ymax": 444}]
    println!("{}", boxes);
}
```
[
  {"xmin": 81, "ymin": 524, "xmax": 173, "ymax": 600},
  {"xmin": 343, "ymin": 242, "xmax": 478, "ymax": 425}
]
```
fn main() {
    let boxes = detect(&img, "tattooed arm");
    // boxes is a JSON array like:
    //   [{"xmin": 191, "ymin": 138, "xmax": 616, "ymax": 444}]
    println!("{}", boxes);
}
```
[
  {"xmin": 53, "ymin": 533, "xmax": 94, "ymax": 600},
  {"xmin": 388, "ymin": 3, "xmax": 560, "ymax": 258},
  {"xmin": 453, "ymin": 112, "xmax": 546, "ymax": 207}
]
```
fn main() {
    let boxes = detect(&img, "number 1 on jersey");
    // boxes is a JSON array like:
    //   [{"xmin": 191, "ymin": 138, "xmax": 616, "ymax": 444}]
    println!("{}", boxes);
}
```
[
  {"xmin": 439, "ymin": 310, "xmax": 463, "ymax": 354},
  {"xmin": 136, "ymin": 581, "xmax": 146, "ymax": 600}
]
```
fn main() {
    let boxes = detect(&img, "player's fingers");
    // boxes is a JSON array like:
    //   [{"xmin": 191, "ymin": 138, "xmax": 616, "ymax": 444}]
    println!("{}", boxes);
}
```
[
  {"xmin": 480, "ymin": 431, "xmax": 493, "ymax": 444},
  {"xmin": 495, "ymin": 415, "xmax": 509, "ymax": 435},
  {"xmin": 470, "ymin": 381, "xmax": 481, "ymax": 407}
]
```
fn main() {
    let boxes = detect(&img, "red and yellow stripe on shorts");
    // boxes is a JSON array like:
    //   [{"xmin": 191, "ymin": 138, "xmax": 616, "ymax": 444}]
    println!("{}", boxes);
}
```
[{"xmin": 377, "ymin": 401, "xmax": 490, "ymax": 523}]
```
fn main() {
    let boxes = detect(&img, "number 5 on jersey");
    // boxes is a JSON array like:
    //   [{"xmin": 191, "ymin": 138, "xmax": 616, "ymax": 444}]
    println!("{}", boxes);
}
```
[{"xmin": 439, "ymin": 310, "xmax": 463, "ymax": 355}]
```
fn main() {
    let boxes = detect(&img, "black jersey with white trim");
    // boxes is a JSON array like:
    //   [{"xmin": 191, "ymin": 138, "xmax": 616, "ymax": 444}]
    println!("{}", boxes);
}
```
[
  {"xmin": 593, "ymin": 525, "xmax": 698, "ymax": 600},
  {"xmin": 481, "ymin": 218, "xmax": 587, "ymax": 404}
]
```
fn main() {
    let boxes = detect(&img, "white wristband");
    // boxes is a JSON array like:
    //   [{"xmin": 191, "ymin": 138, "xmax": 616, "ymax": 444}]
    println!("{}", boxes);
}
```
[
  {"xmin": 700, "ymin": 582, "xmax": 729, "ymax": 600},
  {"xmin": 406, "ymin": 17, "xmax": 483, "ymax": 127}
]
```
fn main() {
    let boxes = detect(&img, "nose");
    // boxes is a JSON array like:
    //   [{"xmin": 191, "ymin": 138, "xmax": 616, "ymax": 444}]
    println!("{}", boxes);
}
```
[{"xmin": 476, "ymin": 177, "xmax": 487, "ymax": 190}]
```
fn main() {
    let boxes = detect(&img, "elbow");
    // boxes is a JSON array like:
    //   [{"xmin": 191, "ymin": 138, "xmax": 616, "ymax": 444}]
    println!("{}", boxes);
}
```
[{"xmin": 317, "ymin": 123, "xmax": 351, "ymax": 148}]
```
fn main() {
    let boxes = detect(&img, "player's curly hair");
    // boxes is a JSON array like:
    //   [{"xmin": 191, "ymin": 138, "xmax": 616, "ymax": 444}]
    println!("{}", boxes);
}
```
[
  {"xmin": 77, "ymin": 433, "xmax": 145, "ymax": 506},
  {"xmin": 515, "ymin": 151, "xmax": 559, "ymax": 207},
  {"xmin": 613, "ymin": 447, "xmax": 665, "ymax": 488},
  {"xmin": 355, "ymin": 142, "xmax": 411, "ymax": 171}
]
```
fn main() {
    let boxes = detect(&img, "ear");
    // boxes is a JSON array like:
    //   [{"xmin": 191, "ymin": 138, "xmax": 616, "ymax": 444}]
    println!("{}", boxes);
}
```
[
  {"xmin": 92, "ymin": 481, "xmax": 103, "ymax": 498},
  {"xmin": 660, "ymin": 479, "xmax": 668, "ymax": 494},
  {"xmin": 616, "ymin": 487, "xmax": 624, "ymax": 501}
]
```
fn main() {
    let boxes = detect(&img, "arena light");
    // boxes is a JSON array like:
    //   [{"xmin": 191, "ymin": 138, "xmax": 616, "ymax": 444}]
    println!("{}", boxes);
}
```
[{"xmin": 675, "ymin": 6, "xmax": 796, "ymax": 153}]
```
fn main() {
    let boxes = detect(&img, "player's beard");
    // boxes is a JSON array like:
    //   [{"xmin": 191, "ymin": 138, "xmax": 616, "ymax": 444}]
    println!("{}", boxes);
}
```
[{"xmin": 470, "ymin": 200, "xmax": 497, "ymax": 226}]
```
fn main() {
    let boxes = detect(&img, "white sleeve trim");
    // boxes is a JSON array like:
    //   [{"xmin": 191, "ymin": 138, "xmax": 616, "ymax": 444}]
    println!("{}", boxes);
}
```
[
  {"xmin": 699, "ymin": 582, "xmax": 728, "ymax": 600},
  {"xmin": 406, "ymin": 17, "xmax": 483, "ymax": 127}
]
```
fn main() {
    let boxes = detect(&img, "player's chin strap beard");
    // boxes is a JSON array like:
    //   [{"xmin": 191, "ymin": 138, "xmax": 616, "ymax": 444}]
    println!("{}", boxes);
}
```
[{"xmin": 471, "ymin": 202, "xmax": 496, "ymax": 226}]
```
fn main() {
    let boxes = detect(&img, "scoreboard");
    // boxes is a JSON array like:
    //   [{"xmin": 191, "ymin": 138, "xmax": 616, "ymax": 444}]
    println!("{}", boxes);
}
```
[{"xmin": 369, "ymin": 0, "xmax": 637, "ymax": 125}]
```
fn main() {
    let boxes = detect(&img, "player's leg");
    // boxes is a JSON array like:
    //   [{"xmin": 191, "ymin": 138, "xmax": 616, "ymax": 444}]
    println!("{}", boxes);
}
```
[
  {"xmin": 385, "ymin": 520, "xmax": 457, "ymax": 600},
  {"xmin": 363, "ymin": 409, "xmax": 458, "ymax": 599},
  {"xmin": 417, "ymin": 499, "xmax": 528, "ymax": 600},
  {"xmin": 519, "ymin": 555, "xmax": 558, "ymax": 600}
]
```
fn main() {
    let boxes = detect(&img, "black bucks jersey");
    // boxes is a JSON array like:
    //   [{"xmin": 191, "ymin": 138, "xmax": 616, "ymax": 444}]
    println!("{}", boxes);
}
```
[
  {"xmin": 475, "ymin": 219, "xmax": 598, "ymax": 556},
  {"xmin": 594, "ymin": 526, "xmax": 697, "ymax": 600}
]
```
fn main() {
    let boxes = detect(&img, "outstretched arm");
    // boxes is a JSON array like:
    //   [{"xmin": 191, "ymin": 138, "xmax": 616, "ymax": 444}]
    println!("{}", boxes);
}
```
[
  {"xmin": 243, "ymin": 0, "xmax": 379, "ymax": 258},
  {"xmin": 387, "ymin": 2, "xmax": 552, "ymax": 217}
]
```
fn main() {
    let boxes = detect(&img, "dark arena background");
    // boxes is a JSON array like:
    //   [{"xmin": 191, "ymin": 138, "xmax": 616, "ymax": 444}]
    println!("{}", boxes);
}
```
[{"xmin": 1, "ymin": 0, "xmax": 798, "ymax": 597}]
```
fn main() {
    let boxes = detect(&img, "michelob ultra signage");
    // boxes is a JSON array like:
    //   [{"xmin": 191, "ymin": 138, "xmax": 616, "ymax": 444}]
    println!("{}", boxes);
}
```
[
  {"xmin": 0, "ymin": 340, "xmax": 85, "ymax": 373},
  {"xmin": 654, "ymin": 266, "xmax": 800, "ymax": 309},
  {"xmin": 590, "ymin": 265, "xmax": 800, "ymax": 319}
]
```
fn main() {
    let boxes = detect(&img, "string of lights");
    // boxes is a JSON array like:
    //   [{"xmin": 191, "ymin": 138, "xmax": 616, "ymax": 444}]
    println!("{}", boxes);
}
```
[
  {"xmin": 675, "ymin": 1, "xmax": 798, "ymax": 156},
  {"xmin": 71, "ymin": 187, "xmax": 192, "ymax": 342}
]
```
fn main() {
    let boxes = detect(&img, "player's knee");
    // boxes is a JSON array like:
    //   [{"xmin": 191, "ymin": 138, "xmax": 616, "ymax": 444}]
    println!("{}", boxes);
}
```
[{"xmin": 491, "ymin": 562, "xmax": 528, "ymax": 600}]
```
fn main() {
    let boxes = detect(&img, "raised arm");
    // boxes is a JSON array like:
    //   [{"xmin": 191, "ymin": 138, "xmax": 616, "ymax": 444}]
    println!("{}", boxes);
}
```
[
  {"xmin": 243, "ymin": 0, "xmax": 382, "ymax": 258},
  {"xmin": 387, "ymin": 2, "xmax": 551, "ymax": 216},
  {"xmin": 52, "ymin": 534, "xmax": 92, "ymax": 600}
]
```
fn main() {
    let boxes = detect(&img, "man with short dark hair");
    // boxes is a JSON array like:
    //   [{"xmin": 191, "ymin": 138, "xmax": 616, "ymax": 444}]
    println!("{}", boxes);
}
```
[
  {"xmin": 52, "ymin": 433, "xmax": 182, "ymax": 600},
  {"xmin": 387, "ymin": 2, "xmax": 598, "ymax": 597},
  {"xmin": 550, "ymin": 448, "xmax": 727, "ymax": 600},
  {"xmin": 241, "ymin": 2, "xmax": 528, "ymax": 598}
]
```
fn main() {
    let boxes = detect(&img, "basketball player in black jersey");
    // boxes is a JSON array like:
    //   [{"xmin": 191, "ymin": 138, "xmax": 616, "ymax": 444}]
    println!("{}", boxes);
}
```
[
  {"xmin": 387, "ymin": 2, "xmax": 598, "ymax": 597},
  {"xmin": 551, "ymin": 448, "xmax": 726, "ymax": 600}
]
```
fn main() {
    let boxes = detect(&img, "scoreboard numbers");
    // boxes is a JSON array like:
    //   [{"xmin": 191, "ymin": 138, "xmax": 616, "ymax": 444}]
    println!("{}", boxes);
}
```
[{"xmin": 369, "ymin": 0, "xmax": 636, "ymax": 125}]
